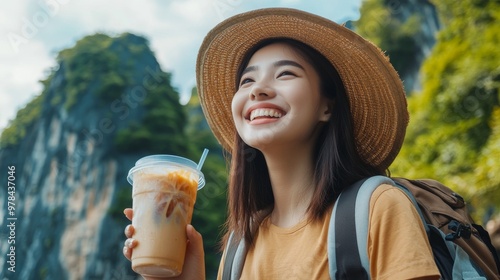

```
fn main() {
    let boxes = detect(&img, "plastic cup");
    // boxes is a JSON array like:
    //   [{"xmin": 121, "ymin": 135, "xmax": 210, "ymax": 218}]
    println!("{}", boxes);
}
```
[{"xmin": 127, "ymin": 155, "xmax": 205, "ymax": 277}]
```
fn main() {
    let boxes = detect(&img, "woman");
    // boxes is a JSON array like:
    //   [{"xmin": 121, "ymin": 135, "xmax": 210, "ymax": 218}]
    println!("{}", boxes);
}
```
[{"xmin": 124, "ymin": 8, "xmax": 440, "ymax": 279}]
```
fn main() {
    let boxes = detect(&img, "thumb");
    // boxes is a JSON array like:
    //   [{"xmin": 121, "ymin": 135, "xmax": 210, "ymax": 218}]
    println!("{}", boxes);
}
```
[
  {"xmin": 186, "ymin": 224, "xmax": 204, "ymax": 259},
  {"xmin": 181, "ymin": 224, "xmax": 205, "ymax": 280}
]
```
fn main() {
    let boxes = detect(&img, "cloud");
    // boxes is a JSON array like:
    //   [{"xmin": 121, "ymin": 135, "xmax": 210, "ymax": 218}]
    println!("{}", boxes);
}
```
[
  {"xmin": 0, "ymin": 0, "xmax": 362, "ymax": 131},
  {"xmin": 280, "ymin": 0, "xmax": 301, "ymax": 5},
  {"xmin": 0, "ymin": 1, "xmax": 55, "ymax": 129}
]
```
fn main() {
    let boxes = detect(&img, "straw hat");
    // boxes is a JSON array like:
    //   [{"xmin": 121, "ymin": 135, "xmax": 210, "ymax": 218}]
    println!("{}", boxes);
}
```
[{"xmin": 196, "ymin": 8, "xmax": 409, "ymax": 170}]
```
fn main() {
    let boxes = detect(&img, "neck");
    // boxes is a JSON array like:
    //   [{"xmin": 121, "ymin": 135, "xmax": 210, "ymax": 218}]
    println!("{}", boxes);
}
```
[{"xmin": 261, "ymin": 144, "xmax": 316, "ymax": 228}]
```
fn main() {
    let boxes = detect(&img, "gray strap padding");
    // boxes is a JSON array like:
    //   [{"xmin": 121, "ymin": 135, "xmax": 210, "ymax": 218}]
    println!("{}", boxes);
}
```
[
  {"xmin": 231, "ymin": 238, "xmax": 246, "ymax": 279},
  {"xmin": 222, "ymin": 232, "xmax": 237, "ymax": 280},
  {"xmin": 328, "ymin": 175, "xmax": 395, "ymax": 279},
  {"xmin": 222, "ymin": 231, "xmax": 247, "ymax": 280}
]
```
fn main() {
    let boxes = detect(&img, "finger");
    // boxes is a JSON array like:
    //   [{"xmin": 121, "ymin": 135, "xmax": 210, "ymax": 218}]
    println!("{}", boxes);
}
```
[
  {"xmin": 186, "ymin": 224, "xmax": 204, "ymax": 256},
  {"xmin": 124, "ymin": 238, "xmax": 137, "ymax": 249},
  {"xmin": 123, "ymin": 237, "xmax": 137, "ymax": 261},
  {"xmin": 124, "ymin": 224, "xmax": 135, "ymax": 238},
  {"xmin": 124, "ymin": 208, "xmax": 133, "ymax": 221},
  {"xmin": 183, "ymin": 224, "xmax": 205, "ymax": 279},
  {"xmin": 123, "ymin": 246, "xmax": 131, "ymax": 261}
]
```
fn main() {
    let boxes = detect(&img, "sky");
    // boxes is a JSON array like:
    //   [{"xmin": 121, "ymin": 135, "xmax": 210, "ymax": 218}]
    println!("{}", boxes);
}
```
[{"xmin": 0, "ymin": 0, "xmax": 363, "ymax": 132}]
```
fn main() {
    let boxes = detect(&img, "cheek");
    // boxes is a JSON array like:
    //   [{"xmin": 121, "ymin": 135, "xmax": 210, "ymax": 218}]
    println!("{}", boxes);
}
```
[
  {"xmin": 231, "ymin": 95, "xmax": 246, "ymax": 137},
  {"xmin": 231, "ymin": 94, "xmax": 242, "ymax": 122}
]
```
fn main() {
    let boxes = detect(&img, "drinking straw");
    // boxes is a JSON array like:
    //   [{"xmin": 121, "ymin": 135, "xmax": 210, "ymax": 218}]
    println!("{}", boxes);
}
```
[{"xmin": 197, "ymin": 148, "xmax": 209, "ymax": 170}]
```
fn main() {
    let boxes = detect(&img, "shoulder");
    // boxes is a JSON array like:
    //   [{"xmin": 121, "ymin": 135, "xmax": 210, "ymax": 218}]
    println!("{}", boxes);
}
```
[
  {"xmin": 370, "ymin": 183, "xmax": 414, "ymax": 210},
  {"xmin": 367, "ymin": 183, "xmax": 440, "ymax": 279},
  {"xmin": 368, "ymin": 183, "xmax": 423, "ymax": 231}
]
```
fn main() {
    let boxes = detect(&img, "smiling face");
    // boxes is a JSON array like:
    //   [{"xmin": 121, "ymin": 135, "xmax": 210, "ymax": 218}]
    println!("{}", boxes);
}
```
[{"xmin": 231, "ymin": 42, "xmax": 331, "ymax": 151}]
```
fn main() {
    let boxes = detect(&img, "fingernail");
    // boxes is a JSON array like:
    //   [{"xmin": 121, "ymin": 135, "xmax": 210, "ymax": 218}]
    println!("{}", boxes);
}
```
[
  {"xmin": 126, "ymin": 238, "xmax": 136, "ymax": 248},
  {"xmin": 123, "ymin": 246, "xmax": 128, "ymax": 254}
]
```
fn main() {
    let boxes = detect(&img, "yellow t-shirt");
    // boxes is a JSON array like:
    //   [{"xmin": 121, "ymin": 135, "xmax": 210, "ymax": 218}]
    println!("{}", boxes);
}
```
[{"xmin": 217, "ymin": 184, "xmax": 440, "ymax": 280}]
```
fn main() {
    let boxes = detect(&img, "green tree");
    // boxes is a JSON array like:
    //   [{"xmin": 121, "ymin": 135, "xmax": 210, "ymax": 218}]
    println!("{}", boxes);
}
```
[
  {"xmin": 391, "ymin": 0, "xmax": 500, "ymax": 220},
  {"xmin": 57, "ymin": 33, "xmax": 131, "ymax": 109},
  {"xmin": 355, "ymin": 0, "xmax": 423, "ymax": 86},
  {"xmin": 114, "ymin": 70, "xmax": 188, "ymax": 154},
  {"xmin": 0, "ymin": 94, "xmax": 43, "ymax": 148}
]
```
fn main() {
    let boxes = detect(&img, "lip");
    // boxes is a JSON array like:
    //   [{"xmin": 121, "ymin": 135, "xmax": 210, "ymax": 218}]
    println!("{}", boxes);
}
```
[{"xmin": 244, "ymin": 103, "xmax": 286, "ymax": 120}]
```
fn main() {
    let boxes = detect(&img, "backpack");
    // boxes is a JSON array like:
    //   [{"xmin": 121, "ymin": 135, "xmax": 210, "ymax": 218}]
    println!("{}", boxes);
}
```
[
  {"xmin": 222, "ymin": 176, "xmax": 500, "ymax": 280},
  {"xmin": 331, "ymin": 176, "xmax": 500, "ymax": 280}
]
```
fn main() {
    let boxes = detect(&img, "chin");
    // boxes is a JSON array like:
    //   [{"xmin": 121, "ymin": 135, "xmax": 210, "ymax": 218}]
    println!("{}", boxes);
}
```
[{"xmin": 242, "ymin": 134, "xmax": 278, "ymax": 150}]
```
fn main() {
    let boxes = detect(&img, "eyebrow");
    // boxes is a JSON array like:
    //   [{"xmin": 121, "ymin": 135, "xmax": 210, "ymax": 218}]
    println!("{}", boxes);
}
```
[
  {"xmin": 273, "ymin": 60, "xmax": 305, "ymax": 70},
  {"xmin": 241, "ymin": 60, "xmax": 305, "ymax": 76}
]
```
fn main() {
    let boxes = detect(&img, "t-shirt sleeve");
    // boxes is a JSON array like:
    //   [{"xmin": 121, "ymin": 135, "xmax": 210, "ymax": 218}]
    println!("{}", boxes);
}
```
[{"xmin": 368, "ymin": 184, "xmax": 441, "ymax": 280}]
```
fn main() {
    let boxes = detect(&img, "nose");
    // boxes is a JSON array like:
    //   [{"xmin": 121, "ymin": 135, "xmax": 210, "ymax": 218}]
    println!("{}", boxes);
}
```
[{"xmin": 249, "ymin": 83, "xmax": 275, "ymax": 100}]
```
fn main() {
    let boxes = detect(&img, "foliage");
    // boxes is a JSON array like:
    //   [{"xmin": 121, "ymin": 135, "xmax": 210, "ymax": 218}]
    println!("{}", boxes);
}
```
[
  {"xmin": 57, "ymin": 33, "xmax": 135, "ymax": 109},
  {"xmin": 113, "ymin": 70, "xmax": 188, "ymax": 154},
  {"xmin": 184, "ymin": 87, "xmax": 224, "ymax": 156},
  {"xmin": 0, "ymin": 94, "xmax": 43, "ymax": 148},
  {"xmin": 354, "ymin": 0, "xmax": 423, "ymax": 81},
  {"xmin": 391, "ymin": 0, "xmax": 500, "ymax": 221}
]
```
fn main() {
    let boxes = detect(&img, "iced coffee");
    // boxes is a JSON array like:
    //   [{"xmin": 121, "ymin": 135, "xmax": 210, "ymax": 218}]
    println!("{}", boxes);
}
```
[{"xmin": 127, "ymin": 155, "xmax": 205, "ymax": 277}]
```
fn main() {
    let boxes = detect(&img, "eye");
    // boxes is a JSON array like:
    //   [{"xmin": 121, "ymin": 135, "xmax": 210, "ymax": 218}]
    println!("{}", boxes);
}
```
[
  {"xmin": 239, "ymin": 77, "xmax": 254, "ymax": 87},
  {"xmin": 277, "ymin": 71, "xmax": 296, "ymax": 78}
]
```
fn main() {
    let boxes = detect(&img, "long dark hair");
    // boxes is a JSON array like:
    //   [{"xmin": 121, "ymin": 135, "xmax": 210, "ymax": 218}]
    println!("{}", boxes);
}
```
[{"xmin": 223, "ymin": 38, "xmax": 385, "ymax": 248}]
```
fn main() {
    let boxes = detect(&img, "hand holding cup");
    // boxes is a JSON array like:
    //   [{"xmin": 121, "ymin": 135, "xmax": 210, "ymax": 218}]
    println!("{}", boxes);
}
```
[{"xmin": 123, "ymin": 208, "xmax": 206, "ymax": 280}]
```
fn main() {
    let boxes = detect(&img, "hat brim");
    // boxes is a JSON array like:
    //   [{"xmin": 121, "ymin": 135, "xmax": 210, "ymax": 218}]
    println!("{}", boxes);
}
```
[{"xmin": 196, "ymin": 8, "xmax": 408, "ymax": 170}]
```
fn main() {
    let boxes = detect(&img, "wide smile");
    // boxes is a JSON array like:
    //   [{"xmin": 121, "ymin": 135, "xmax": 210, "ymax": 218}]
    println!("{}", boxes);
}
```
[{"xmin": 249, "ymin": 108, "xmax": 284, "ymax": 121}]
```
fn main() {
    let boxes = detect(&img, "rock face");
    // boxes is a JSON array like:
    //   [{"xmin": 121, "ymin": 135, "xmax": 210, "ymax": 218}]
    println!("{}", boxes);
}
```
[
  {"xmin": 0, "ymin": 33, "xmax": 179, "ymax": 280},
  {"xmin": 393, "ymin": 0, "xmax": 441, "ymax": 93}
]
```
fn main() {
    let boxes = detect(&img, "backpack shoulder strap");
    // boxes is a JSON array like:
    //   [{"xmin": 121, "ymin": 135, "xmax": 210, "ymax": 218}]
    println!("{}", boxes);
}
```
[
  {"xmin": 328, "ymin": 175, "xmax": 395, "ymax": 279},
  {"xmin": 222, "ymin": 232, "xmax": 247, "ymax": 280}
]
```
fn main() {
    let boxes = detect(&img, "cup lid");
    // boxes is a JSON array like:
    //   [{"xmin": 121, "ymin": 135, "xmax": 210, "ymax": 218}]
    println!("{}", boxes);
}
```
[{"xmin": 127, "ymin": 155, "xmax": 205, "ymax": 190}]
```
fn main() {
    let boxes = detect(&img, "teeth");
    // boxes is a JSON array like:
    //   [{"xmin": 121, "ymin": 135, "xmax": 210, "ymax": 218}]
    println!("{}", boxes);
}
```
[{"xmin": 250, "ymin": 108, "xmax": 283, "ymax": 121}]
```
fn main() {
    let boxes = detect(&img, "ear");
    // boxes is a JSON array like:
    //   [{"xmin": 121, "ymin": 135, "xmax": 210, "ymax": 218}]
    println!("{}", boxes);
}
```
[{"xmin": 319, "ymin": 100, "xmax": 334, "ymax": 122}]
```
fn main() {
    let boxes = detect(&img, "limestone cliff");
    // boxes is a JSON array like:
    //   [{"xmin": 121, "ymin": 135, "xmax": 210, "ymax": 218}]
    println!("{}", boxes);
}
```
[{"xmin": 0, "ymin": 33, "xmax": 190, "ymax": 280}]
